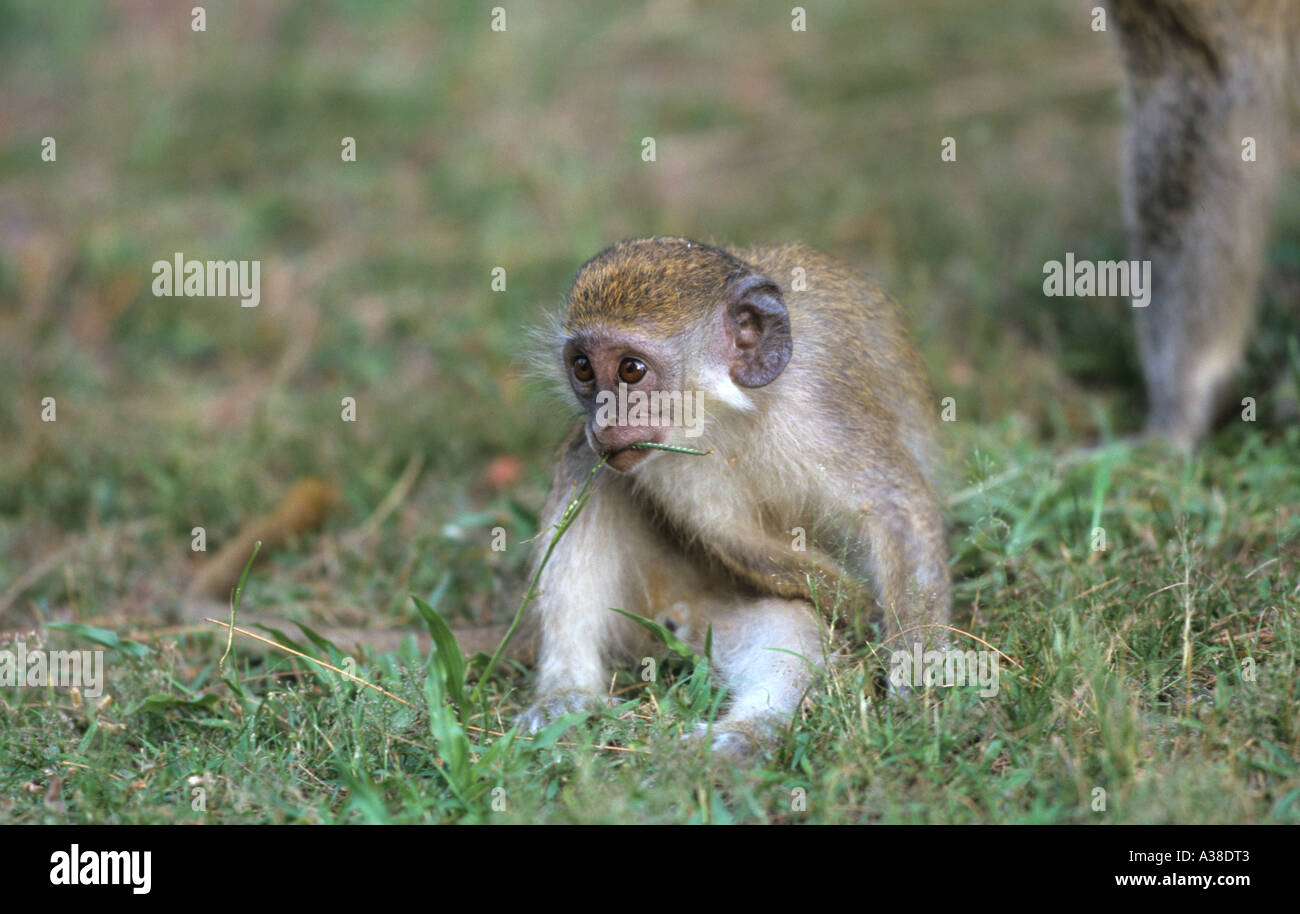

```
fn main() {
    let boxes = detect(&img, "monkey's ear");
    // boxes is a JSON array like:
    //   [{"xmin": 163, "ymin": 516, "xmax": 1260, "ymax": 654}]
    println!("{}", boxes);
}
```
[{"xmin": 725, "ymin": 274, "xmax": 792, "ymax": 388}]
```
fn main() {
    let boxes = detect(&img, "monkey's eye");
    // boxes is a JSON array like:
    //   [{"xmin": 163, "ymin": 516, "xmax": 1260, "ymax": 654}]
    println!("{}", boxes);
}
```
[
  {"xmin": 618, "ymin": 357, "xmax": 647, "ymax": 384},
  {"xmin": 572, "ymin": 355, "xmax": 595, "ymax": 383}
]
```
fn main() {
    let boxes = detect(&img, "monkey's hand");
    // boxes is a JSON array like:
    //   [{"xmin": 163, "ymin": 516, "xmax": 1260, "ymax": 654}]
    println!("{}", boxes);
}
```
[{"xmin": 518, "ymin": 690, "xmax": 609, "ymax": 734}]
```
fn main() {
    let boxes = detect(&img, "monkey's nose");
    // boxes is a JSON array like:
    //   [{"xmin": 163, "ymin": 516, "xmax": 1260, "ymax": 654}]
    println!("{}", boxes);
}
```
[
  {"xmin": 589, "ymin": 419, "xmax": 661, "ymax": 456},
  {"xmin": 592, "ymin": 424, "xmax": 652, "ymax": 453}
]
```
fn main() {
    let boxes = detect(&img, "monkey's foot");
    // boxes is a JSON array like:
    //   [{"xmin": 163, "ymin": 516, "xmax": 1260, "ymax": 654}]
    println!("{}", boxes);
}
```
[
  {"xmin": 518, "ymin": 690, "xmax": 607, "ymax": 734},
  {"xmin": 885, "ymin": 677, "xmax": 913, "ymax": 700},
  {"xmin": 685, "ymin": 718, "xmax": 782, "ymax": 761}
]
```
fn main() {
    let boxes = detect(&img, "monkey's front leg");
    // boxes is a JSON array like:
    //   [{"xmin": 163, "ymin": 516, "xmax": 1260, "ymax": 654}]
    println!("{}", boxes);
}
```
[
  {"xmin": 856, "ymin": 473, "xmax": 952, "ymax": 661},
  {"xmin": 519, "ymin": 458, "xmax": 677, "ymax": 732}
]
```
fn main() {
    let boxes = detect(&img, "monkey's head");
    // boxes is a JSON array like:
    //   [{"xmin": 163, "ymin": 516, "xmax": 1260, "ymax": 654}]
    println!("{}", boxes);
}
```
[{"xmin": 559, "ymin": 237, "xmax": 793, "ymax": 472}]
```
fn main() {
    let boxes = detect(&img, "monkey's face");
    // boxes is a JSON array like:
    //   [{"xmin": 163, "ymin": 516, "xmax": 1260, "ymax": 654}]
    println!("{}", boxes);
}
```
[
  {"xmin": 558, "ymin": 238, "xmax": 796, "ymax": 472},
  {"xmin": 563, "ymin": 333, "xmax": 673, "ymax": 472}
]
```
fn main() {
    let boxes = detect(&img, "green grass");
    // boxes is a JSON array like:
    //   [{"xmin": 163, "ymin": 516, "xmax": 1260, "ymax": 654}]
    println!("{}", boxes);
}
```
[{"xmin": 0, "ymin": 0, "xmax": 1297, "ymax": 824}]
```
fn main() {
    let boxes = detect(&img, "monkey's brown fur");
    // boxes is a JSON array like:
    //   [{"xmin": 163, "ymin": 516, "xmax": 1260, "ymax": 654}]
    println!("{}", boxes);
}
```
[{"xmin": 523, "ymin": 237, "xmax": 949, "ymax": 755}]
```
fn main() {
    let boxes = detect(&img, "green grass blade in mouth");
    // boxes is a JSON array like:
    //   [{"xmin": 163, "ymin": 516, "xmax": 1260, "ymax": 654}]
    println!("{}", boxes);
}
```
[{"xmin": 626, "ymin": 442, "xmax": 711, "ymax": 456}]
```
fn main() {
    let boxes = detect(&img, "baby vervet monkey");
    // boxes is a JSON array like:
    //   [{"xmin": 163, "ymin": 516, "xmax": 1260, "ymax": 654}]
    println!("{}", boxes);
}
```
[
  {"xmin": 521, "ymin": 237, "xmax": 949, "ymax": 756},
  {"xmin": 1110, "ymin": 0, "xmax": 1298, "ymax": 447}
]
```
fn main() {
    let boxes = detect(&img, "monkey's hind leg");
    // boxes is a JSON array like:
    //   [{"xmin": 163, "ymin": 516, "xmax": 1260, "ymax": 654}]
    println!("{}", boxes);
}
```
[
  {"xmin": 686, "ymin": 596, "xmax": 825, "ymax": 759},
  {"xmin": 1114, "ymin": 1, "xmax": 1290, "ymax": 446}
]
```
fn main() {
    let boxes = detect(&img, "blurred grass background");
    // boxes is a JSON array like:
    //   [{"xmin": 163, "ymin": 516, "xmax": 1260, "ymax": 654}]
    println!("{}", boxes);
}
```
[
  {"xmin": 0, "ymin": 0, "xmax": 1297, "ymax": 823},
  {"xmin": 0, "ymin": 0, "xmax": 1144, "ymax": 618}
]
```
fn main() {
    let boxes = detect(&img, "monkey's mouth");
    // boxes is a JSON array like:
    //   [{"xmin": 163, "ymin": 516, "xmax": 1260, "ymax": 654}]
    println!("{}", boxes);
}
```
[{"xmin": 604, "ymin": 446, "xmax": 653, "ymax": 472}]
